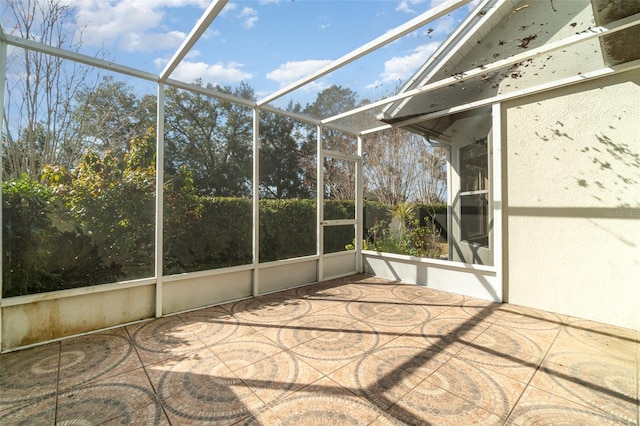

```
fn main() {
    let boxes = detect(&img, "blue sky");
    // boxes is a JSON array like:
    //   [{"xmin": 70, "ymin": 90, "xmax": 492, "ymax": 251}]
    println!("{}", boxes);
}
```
[{"xmin": 3, "ymin": 0, "xmax": 480, "ymax": 105}]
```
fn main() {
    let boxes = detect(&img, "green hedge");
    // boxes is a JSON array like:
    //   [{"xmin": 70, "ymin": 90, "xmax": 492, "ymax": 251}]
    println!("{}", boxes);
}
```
[
  {"xmin": 2, "ymin": 177, "xmax": 123, "ymax": 296},
  {"xmin": 2, "ymin": 182, "xmax": 444, "ymax": 297},
  {"xmin": 2, "ymin": 188, "xmax": 358, "ymax": 296}
]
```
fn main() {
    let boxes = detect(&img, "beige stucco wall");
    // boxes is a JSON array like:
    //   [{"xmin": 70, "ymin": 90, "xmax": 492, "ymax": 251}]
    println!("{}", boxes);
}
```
[{"xmin": 503, "ymin": 69, "xmax": 640, "ymax": 330}]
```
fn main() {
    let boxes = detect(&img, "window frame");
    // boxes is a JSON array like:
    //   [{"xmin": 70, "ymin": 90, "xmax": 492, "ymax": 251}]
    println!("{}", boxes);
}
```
[{"xmin": 459, "ymin": 138, "xmax": 489, "ymax": 247}]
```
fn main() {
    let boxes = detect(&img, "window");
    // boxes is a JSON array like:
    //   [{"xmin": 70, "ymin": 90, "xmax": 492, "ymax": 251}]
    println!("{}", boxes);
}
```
[{"xmin": 459, "ymin": 138, "xmax": 489, "ymax": 247}]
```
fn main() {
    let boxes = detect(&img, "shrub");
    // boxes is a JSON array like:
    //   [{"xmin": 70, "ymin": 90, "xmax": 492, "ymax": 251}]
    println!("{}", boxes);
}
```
[
  {"xmin": 2, "ymin": 176, "xmax": 119, "ymax": 297},
  {"xmin": 363, "ymin": 203, "xmax": 443, "ymax": 259},
  {"xmin": 5, "ymin": 156, "xmax": 441, "ymax": 296},
  {"xmin": 46, "ymin": 131, "xmax": 156, "ymax": 281}
]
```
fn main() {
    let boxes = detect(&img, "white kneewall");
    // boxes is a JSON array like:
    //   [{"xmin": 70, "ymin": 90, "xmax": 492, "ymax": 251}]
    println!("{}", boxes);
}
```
[
  {"xmin": 503, "ymin": 69, "xmax": 640, "ymax": 330},
  {"xmin": 363, "ymin": 251, "xmax": 500, "ymax": 302}
]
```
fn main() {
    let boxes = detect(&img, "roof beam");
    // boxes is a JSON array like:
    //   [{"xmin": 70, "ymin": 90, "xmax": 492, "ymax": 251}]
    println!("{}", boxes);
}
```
[
  {"xmin": 360, "ymin": 124, "xmax": 392, "ymax": 136},
  {"xmin": 261, "ymin": 104, "xmax": 357, "ymax": 135},
  {"xmin": 160, "ymin": 0, "xmax": 228, "ymax": 82},
  {"xmin": 256, "ymin": 0, "xmax": 473, "ymax": 107},
  {"xmin": 165, "ymin": 79, "xmax": 358, "ymax": 134},
  {"xmin": 3, "ymin": 34, "xmax": 159, "ymax": 82},
  {"xmin": 323, "ymin": 12, "xmax": 640, "ymax": 126},
  {"xmin": 166, "ymin": 77, "xmax": 257, "ymax": 108},
  {"xmin": 383, "ymin": 0, "xmax": 501, "ymax": 116},
  {"xmin": 387, "ymin": 59, "xmax": 640, "ymax": 131}
]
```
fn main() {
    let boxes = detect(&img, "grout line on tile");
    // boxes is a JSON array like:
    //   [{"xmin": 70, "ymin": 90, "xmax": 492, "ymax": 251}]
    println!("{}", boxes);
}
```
[
  {"xmin": 502, "ymin": 319, "xmax": 564, "ymax": 424},
  {"xmin": 53, "ymin": 342, "xmax": 61, "ymax": 425}
]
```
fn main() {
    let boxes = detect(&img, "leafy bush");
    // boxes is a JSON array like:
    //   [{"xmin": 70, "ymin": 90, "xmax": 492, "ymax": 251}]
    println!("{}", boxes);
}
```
[
  {"xmin": 43, "ymin": 131, "xmax": 156, "ymax": 281},
  {"xmin": 2, "ymin": 176, "xmax": 119, "ymax": 297},
  {"xmin": 363, "ymin": 203, "xmax": 443, "ymax": 259},
  {"xmin": 3, "ymin": 152, "xmax": 439, "ymax": 296}
]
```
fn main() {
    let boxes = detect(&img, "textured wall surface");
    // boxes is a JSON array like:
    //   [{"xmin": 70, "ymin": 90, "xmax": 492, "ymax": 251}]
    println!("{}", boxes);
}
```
[{"xmin": 504, "ymin": 69, "xmax": 640, "ymax": 330}]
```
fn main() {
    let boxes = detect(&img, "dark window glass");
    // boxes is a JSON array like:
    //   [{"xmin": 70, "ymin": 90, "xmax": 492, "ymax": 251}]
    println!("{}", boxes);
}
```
[{"xmin": 460, "ymin": 139, "xmax": 489, "ymax": 247}]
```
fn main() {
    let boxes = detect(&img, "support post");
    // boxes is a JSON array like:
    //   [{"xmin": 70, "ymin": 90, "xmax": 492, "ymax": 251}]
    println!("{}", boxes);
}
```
[
  {"xmin": 0, "ymin": 39, "xmax": 7, "ymax": 348},
  {"xmin": 491, "ymin": 102, "xmax": 503, "ymax": 302},
  {"xmin": 316, "ymin": 125, "xmax": 324, "ymax": 282},
  {"xmin": 155, "ymin": 84, "xmax": 165, "ymax": 317},
  {"xmin": 355, "ymin": 136, "xmax": 364, "ymax": 273},
  {"xmin": 252, "ymin": 108, "xmax": 260, "ymax": 296}
]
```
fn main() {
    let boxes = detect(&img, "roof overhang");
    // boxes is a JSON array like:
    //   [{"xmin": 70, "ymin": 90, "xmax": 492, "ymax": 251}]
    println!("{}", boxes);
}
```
[{"xmin": 379, "ymin": 0, "xmax": 640, "ymax": 140}]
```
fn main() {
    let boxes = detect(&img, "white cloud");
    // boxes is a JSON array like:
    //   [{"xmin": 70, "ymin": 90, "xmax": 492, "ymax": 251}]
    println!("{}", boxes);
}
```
[
  {"xmin": 220, "ymin": 2, "xmax": 238, "ymax": 15},
  {"xmin": 366, "ymin": 42, "xmax": 439, "ymax": 88},
  {"xmin": 396, "ymin": 0, "xmax": 426, "ymax": 14},
  {"xmin": 432, "ymin": 14, "xmax": 457, "ymax": 35},
  {"xmin": 318, "ymin": 15, "xmax": 330, "ymax": 30},
  {"xmin": 243, "ymin": 16, "xmax": 259, "ymax": 29},
  {"xmin": 221, "ymin": 3, "xmax": 258, "ymax": 28},
  {"xmin": 121, "ymin": 30, "xmax": 186, "ymax": 53},
  {"xmin": 429, "ymin": 0, "xmax": 481, "ymax": 12},
  {"xmin": 159, "ymin": 0, "xmax": 210, "ymax": 7},
  {"xmin": 160, "ymin": 60, "xmax": 253, "ymax": 85},
  {"xmin": 186, "ymin": 49, "xmax": 201, "ymax": 59},
  {"xmin": 239, "ymin": 6, "xmax": 258, "ymax": 29},
  {"xmin": 202, "ymin": 29, "xmax": 221, "ymax": 40},
  {"xmin": 266, "ymin": 60, "xmax": 333, "ymax": 86},
  {"xmin": 299, "ymin": 81, "xmax": 330, "ymax": 93},
  {"xmin": 66, "ymin": 0, "xmax": 207, "ymax": 52}
]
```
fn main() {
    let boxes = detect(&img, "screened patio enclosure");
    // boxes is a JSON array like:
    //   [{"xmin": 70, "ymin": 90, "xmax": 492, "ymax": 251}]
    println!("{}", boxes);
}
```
[{"xmin": 1, "ymin": 0, "xmax": 638, "ymax": 351}]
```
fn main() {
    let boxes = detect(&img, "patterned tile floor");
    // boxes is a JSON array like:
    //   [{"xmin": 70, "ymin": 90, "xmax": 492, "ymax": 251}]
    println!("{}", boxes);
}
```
[{"xmin": 1, "ymin": 274, "xmax": 638, "ymax": 425}]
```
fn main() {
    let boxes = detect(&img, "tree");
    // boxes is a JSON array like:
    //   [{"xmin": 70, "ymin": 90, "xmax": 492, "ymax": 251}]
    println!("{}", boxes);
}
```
[
  {"xmin": 363, "ymin": 128, "xmax": 447, "ymax": 205},
  {"xmin": 164, "ymin": 81, "xmax": 254, "ymax": 196},
  {"xmin": 2, "ymin": 0, "xmax": 100, "ymax": 179},
  {"xmin": 302, "ymin": 85, "xmax": 360, "ymax": 200},
  {"xmin": 259, "ymin": 102, "xmax": 310, "ymax": 199},
  {"xmin": 73, "ymin": 76, "xmax": 157, "ymax": 159},
  {"xmin": 417, "ymin": 146, "xmax": 447, "ymax": 204}
]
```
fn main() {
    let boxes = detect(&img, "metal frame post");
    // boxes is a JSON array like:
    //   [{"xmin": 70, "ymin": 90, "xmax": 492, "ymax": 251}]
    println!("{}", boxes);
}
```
[
  {"xmin": 155, "ymin": 84, "xmax": 165, "ymax": 318},
  {"xmin": 0, "ymin": 38, "xmax": 7, "ymax": 347},
  {"xmin": 316, "ymin": 125, "xmax": 324, "ymax": 282},
  {"xmin": 252, "ymin": 108, "xmax": 260, "ymax": 296},
  {"xmin": 355, "ymin": 136, "xmax": 364, "ymax": 273}
]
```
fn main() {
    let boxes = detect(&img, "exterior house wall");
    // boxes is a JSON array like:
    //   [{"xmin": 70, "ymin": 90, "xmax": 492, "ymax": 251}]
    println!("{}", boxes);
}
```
[{"xmin": 503, "ymin": 69, "xmax": 640, "ymax": 330}]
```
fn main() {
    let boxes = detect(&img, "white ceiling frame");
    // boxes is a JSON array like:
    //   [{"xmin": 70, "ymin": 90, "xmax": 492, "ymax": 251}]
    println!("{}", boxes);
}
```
[
  {"xmin": 377, "ymin": 58, "xmax": 640, "ymax": 132},
  {"xmin": 398, "ymin": 0, "xmax": 501, "ymax": 92},
  {"xmin": 0, "ymin": 29, "xmax": 358, "ymax": 134},
  {"xmin": 2, "ymin": 34, "xmax": 159, "ymax": 82},
  {"xmin": 322, "ymin": 12, "xmax": 640, "ymax": 127},
  {"xmin": 383, "ymin": 0, "xmax": 502, "ymax": 117},
  {"xmin": 261, "ymin": 104, "xmax": 357, "ymax": 135},
  {"xmin": 160, "ymin": 0, "xmax": 228, "ymax": 83},
  {"xmin": 166, "ymin": 78, "xmax": 257, "ymax": 108},
  {"xmin": 262, "ymin": 105, "xmax": 365, "ymax": 135},
  {"xmin": 256, "ymin": 0, "xmax": 473, "ymax": 107},
  {"xmin": 360, "ymin": 124, "xmax": 393, "ymax": 136},
  {"xmin": 260, "ymin": 105, "xmax": 321, "ymax": 127},
  {"xmin": 1, "ymin": 4, "xmax": 637, "ymax": 137},
  {"xmin": 167, "ymin": 79, "xmax": 358, "ymax": 134}
]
